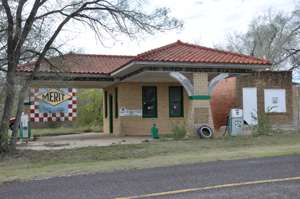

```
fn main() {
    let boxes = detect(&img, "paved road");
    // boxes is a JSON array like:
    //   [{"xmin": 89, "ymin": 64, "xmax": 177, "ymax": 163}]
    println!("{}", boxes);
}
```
[
  {"xmin": 157, "ymin": 181, "xmax": 300, "ymax": 199},
  {"xmin": 1, "ymin": 155, "xmax": 300, "ymax": 199}
]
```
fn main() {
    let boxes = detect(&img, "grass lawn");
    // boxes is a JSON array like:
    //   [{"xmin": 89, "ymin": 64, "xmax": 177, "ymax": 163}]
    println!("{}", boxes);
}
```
[
  {"xmin": 31, "ymin": 126, "xmax": 102, "ymax": 137},
  {"xmin": 1, "ymin": 132, "xmax": 300, "ymax": 184}
]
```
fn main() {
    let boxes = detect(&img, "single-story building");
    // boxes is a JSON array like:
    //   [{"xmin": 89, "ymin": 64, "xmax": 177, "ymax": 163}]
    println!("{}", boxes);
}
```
[{"xmin": 18, "ymin": 40, "xmax": 295, "ymax": 136}]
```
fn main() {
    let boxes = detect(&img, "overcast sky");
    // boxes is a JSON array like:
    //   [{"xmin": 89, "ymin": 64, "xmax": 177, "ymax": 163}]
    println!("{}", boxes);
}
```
[{"xmin": 60, "ymin": 0, "xmax": 297, "ymax": 55}]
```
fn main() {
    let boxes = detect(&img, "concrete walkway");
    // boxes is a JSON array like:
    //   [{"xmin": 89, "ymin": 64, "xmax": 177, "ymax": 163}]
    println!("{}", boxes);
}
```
[{"xmin": 17, "ymin": 133, "xmax": 151, "ymax": 150}]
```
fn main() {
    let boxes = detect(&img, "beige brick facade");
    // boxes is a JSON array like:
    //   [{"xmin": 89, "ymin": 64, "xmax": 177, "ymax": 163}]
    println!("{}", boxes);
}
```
[
  {"xmin": 103, "ymin": 72, "xmax": 215, "ymax": 136},
  {"xmin": 186, "ymin": 73, "xmax": 213, "ymax": 135},
  {"xmin": 103, "ymin": 82, "xmax": 190, "ymax": 136},
  {"xmin": 103, "ymin": 71, "xmax": 293, "ymax": 136}
]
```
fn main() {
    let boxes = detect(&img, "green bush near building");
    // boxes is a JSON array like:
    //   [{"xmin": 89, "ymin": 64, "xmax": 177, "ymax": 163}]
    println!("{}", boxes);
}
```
[
  {"xmin": 76, "ymin": 89, "xmax": 103, "ymax": 127},
  {"xmin": 170, "ymin": 123, "xmax": 187, "ymax": 139},
  {"xmin": 252, "ymin": 109, "xmax": 273, "ymax": 136}
]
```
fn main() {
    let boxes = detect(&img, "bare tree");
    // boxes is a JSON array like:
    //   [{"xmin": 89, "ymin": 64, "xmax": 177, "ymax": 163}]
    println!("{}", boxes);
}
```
[
  {"xmin": 0, "ymin": 73, "xmax": 4, "ymax": 116},
  {"xmin": 0, "ymin": 0, "xmax": 182, "ymax": 152},
  {"xmin": 221, "ymin": 9, "xmax": 300, "ymax": 70}
]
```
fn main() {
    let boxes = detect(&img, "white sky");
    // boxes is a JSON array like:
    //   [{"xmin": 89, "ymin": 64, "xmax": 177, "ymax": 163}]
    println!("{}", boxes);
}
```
[{"xmin": 60, "ymin": 0, "xmax": 297, "ymax": 55}]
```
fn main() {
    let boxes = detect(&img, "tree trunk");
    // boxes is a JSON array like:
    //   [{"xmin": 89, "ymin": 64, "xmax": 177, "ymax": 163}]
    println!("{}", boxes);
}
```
[
  {"xmin": 9, "ymin": 78, "xmax": 30, "ymax": 150},
  {"xmin": 0, "ymin": 70, "xmax": 16, "ymax": 153}
]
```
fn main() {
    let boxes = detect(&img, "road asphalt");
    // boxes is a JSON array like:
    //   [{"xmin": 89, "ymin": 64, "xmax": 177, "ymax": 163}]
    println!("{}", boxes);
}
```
[{"xmin": 1, "ymin": 155, "xmax": 300, "ymax": 199}]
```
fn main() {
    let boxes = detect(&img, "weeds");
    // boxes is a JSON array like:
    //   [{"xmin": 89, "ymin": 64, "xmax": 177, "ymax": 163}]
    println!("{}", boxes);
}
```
[
  {"xmin": 252, "ymin": 110, "xmax": 272, "ymax": 136},
  {"xmin": 170, "ymin": 122, "xmax": 187, "ymax": 139}
]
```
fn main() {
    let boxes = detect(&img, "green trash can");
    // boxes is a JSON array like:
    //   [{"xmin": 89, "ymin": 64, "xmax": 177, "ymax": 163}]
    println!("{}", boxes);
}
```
[{"xmin": 151, "ymin": 124, "xmax": 159, "ymax": 139}]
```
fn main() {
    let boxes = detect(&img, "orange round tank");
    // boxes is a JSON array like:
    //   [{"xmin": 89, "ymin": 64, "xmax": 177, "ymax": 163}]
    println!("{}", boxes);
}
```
[{"xmin": 210, "ymin": 77, "xmax": 237, "ymax": 129}]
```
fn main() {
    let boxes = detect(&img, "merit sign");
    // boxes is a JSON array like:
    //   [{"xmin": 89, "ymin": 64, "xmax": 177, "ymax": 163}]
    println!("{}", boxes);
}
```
[{"xmin": 37, "ymin": 89, "xmax": 72, "ymax": 106}]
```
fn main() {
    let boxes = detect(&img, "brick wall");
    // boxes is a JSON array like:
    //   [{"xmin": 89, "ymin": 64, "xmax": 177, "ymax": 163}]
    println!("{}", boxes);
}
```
[
  {"xmin": 210, "ymin": 72, "xmax": 293, "ymax": 130},
  {"xmin": 236, "ymin": 71, "xmax": 293, "ymax": 126},
  {"xmin": 187, "ymin": 73, "xmax": 213, "ymax": 135},
  {"xmin": 103, "ymin": 82, "xmax": 189, "ymax": 136}
]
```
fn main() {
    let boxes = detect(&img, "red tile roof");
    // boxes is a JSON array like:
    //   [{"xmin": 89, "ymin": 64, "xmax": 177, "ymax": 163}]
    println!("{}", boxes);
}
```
[
  {"xmin": 134, "ymin": 40, "xmax": 271, "ymax": 65},
  {"xmin": 17, "ymin": 40, "xmax": 271, "ymax": 75},
  {"xmin": 17, "ymin": 54, "xmax": 134, "ymax": 75}
]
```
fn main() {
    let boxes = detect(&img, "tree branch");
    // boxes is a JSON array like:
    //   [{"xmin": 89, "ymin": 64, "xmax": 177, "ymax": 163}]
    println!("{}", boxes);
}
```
[
  {"xmin": 34, "ymin": 1, "xmax": 83, "ymax": 20},
  {"xmin": 15, "ymin": 0, "xmax": 46, "ymax": 56},
  {"xmin": 29, "ymin": 0, "xmax": 101, "ymax": 78},
  {"xmin": 1, "ymin": 0, "xmax": 14, "ymax": 67},
  {"xmin": 14, "ymin": 0, "xmax": 28, "ymax": 48}
]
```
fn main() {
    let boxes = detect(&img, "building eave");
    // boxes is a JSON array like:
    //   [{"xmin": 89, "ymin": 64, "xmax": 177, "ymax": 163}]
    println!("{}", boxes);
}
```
[
  {"xmin": 111, "ymin": 61, "xmax": 271, "ymax": 78},
  {"xmin": 17, "ymin": 71, "xmax": 114, "ymax": 81}
]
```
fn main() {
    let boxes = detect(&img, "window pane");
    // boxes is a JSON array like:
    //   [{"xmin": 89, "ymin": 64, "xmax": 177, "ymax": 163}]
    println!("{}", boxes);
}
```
[
  {"xmin": 142, "ymin": 86, "xmax": 157, "ymax": 117},
  {"xmin": 170, "ymin": 88, "xmax": 181, "ymax": 101},
  {"xmin": 169, "ymin": 86, "xmax": 183, "ymax": 117},
  {"xmin": 170, "ymin": 102, "xmax": 182, "ymax": 116}
]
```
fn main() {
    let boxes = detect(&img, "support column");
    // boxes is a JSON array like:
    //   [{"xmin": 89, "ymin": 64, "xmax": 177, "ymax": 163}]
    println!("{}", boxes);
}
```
[{"xmin": 187, "ymin": 73, "xmax": 214, "ymax": 136}]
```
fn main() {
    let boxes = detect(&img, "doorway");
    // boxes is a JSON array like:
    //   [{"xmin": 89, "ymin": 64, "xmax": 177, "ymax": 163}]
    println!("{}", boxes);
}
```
[{"xmin": 109, "ymin": 94, "xmax": 113, "ymax": 134}]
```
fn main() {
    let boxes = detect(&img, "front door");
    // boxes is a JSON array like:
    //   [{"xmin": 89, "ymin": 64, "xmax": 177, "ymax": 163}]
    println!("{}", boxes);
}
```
[
  {"xmin": 242, "ymin": 87, "xmax": 258, "ymax": 125},
  {"xmin": 109, "ymin": 94, "xmax": 113, "ymax": 134}
]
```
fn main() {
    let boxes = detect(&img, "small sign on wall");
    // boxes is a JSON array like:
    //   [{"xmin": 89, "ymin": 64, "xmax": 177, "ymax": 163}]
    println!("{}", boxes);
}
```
[
  {"xmin": 264, "ymin": 89, "xmax": 286, "ymax": 113},
  {"xmin": 119, "ymin": 107, "xmax": 142, "ymax": 117}
]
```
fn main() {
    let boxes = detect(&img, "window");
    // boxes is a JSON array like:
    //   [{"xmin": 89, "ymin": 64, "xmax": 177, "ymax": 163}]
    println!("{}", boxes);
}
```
[
  {"xmin": 169, "ymin": 86, "xmax": 184, "ymax": 117},
  {"xmin": 115, "ymin": 88, "xmax": 118, "ymax": 118},
  {"xmin": 104, "ymin": 91, "xmax": 108, "ymax": 118},
  {"xmin": 142, "ymin": 86, "xmax": 157, "ymax": 118},
  {"xmin": 264, "ymin": 89, "xmax": 286, "ymax": 113}
]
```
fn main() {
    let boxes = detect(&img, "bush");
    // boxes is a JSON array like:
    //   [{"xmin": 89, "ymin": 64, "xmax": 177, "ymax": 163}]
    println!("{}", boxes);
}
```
[
  {"xmin": 171, "ymin": 122, "xmax": 187, "ymax": 139},
  {"xmin": 252, "ymin": 111, "xmax": 272, "ymax": 136},
  {"xmin": 76, "ymin": 89, "xmax": 103, "ymax": 127}
]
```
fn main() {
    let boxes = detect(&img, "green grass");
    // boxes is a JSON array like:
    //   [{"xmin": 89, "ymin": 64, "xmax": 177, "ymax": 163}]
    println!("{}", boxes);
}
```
[
  {"xmin": 31, "ymin": 126, "xmax": 102, "ymax": 137},
  {"xmin": 1, "ymin": 132, "xmax": 300, "ymax": 183}
]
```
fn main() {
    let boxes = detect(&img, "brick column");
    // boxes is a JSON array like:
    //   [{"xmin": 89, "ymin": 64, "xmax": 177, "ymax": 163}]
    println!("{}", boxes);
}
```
[{"xmin": 187, "ymin": 73, "xmax": 213, "ymax": 136}]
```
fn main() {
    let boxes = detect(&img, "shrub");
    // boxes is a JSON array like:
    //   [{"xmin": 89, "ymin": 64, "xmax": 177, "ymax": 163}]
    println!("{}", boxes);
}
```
[
  {"xmin": 252, "ymin": 110, "xmax": 272, "ymax": 136},
  {"xmin": 171, "ymin": 122, "xmax": 187, "ymax": 139},
  {"xmin": 76, "ymin": 89, "xmax": 103, "ymax": 127}
]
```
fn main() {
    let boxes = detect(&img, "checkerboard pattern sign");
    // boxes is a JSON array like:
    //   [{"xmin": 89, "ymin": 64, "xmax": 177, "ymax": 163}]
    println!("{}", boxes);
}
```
[{"xmin": 30, "ymin": 88, "xmax": 77, "ymax": 122}]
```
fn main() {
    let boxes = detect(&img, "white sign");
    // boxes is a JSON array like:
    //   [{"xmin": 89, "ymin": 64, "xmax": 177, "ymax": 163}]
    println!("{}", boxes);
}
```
[
  {"xmin": 230, "ymin": 109, "xmax": 243, "ymax": 118},
  {"xmin": 264, "ymin": 89, "xmax": 286, "ymax": 113},
  {"xmin": 119, "ymin": 107, "xmax": 142, "ymax": 117}
]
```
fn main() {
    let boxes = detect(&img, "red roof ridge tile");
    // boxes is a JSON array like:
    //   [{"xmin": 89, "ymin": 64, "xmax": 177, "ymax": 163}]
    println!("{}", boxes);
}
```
[
  {"xmin": 178, "ymin": 41, "xmax": 271, "ymax": 64},
  {"xmin": 134, "ymin": 40, "xmax": 271, "ymax": 65},
  {"xmin": 135, "ymin": 41, "xmax": 181, "ymax": 60}
]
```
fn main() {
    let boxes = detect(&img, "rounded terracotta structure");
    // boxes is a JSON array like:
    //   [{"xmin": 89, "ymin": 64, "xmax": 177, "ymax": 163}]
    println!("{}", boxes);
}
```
[{"xmin": 210, "ymin": 77, "xmax": 237, "ymax": 130}]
